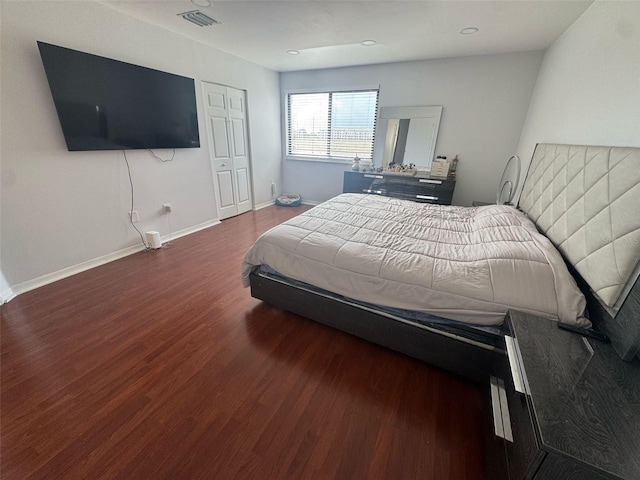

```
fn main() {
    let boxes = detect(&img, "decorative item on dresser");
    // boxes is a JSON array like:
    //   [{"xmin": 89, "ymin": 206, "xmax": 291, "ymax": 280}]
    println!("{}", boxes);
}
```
[
  {"xmin": 342, "ymin": 171, "xmax": 456, "ymax": 205},
  {"xmin": 430, "ymin": 156, "xmax": 450, "ymax": 177}
]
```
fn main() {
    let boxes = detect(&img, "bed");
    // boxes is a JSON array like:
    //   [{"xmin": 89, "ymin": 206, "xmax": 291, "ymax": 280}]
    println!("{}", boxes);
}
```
[{"xmin": 243, "ymin": 144, "xmax": 640, "ymax": 380}]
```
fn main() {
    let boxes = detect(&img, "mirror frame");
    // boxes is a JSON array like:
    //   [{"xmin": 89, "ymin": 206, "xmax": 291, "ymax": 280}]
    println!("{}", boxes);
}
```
[{"xmin": 373, "ymin": 105, "xmax": 443, "ymax": 170}]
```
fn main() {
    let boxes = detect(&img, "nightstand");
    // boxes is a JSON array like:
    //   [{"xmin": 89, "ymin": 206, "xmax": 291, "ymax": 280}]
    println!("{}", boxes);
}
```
[{"xmin": 485, "ymin": 311, "xmax": 640, "ymax": 479}]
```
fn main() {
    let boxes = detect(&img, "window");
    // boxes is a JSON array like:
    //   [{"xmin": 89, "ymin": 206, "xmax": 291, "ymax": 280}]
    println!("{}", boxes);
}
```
[{"xmin": 286, "ymin": 89, "xmax": 379, "ymax": 161}]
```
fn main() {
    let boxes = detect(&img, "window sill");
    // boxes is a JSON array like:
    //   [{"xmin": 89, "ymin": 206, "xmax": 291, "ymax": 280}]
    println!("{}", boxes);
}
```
[{"xmin": 285, "ymin": 155, "xmax": 353, "ymax": 165}]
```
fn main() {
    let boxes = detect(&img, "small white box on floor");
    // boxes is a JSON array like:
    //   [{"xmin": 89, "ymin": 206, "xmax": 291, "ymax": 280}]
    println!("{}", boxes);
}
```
[{"xmin": 145, "ymin": 231, "xmax": 162, "ymax": 249}]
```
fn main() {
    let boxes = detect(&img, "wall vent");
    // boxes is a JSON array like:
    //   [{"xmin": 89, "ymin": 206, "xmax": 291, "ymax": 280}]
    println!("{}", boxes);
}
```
[{"xmin": 178, "ymin": 10, "xmax": 220, "ymax": 27}]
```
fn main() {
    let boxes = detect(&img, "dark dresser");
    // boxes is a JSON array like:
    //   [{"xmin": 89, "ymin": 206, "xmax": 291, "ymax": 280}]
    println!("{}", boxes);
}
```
[
  {"xmin": 485, "ymin": 310, "xmax": 640, "ymax": 480},
  {"xmin": 343, "ymin": 171, "xmax": 456, "ymax": 205}
]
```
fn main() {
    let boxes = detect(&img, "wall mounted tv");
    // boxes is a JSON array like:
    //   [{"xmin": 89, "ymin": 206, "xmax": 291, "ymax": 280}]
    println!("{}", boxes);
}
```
[{"xmin": 37, "ymin": 41, "xmax": 200, "ymax": 151}]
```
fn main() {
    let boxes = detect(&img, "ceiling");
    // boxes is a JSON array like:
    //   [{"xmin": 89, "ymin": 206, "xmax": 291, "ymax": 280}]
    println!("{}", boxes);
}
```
[{"xmin": 102, "ymin": 0, "xmax": 594, "ymax": 72}]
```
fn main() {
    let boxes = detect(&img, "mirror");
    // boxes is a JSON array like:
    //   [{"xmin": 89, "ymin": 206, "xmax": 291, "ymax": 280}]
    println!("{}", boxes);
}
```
[{"xmin": 373, "ymin": 106, "xmax": 442, "ymax": 171}]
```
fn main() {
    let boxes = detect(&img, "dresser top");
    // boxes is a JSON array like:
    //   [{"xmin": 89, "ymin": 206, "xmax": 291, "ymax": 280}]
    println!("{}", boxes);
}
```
[{"xmin": 509, "ymin": 311, "xmax": 640, "ymax": 479}]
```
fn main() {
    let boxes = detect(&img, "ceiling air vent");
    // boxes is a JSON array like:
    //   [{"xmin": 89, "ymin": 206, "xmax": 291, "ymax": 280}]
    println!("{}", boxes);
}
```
[{"xmin": 178, "ymin": 10, "xmax": 219, "ymax": 27}]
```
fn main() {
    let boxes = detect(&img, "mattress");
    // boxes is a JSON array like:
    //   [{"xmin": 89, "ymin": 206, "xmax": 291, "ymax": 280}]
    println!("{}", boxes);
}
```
[{"xmin": 242, "ymin": 194, "xmax": 589, "ymax": 327}]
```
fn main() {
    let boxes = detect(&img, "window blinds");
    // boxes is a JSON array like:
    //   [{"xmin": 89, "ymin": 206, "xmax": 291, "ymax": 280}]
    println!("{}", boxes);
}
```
[{"xmin": 287, "ymin": 89, "xmax": 379, "ymax": 160}]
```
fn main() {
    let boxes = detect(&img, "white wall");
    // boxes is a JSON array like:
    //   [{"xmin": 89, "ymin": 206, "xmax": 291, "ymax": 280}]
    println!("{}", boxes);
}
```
[
  {"xmin": 0, "ymin": 1, "xmax": 281, "ymax": 292},
  {"xmin": 280, "ymin": 51, "xmax": 544, "ymax": 206},
  {"xmin": 516, "ymin": 0, "xmax": 640, "ymax": 191}
]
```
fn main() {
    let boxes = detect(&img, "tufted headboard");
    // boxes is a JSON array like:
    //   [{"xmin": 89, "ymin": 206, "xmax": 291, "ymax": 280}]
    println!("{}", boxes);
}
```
[{"xmin": 518, "ymin": 144, "xmax": 640, "ymax": 359}]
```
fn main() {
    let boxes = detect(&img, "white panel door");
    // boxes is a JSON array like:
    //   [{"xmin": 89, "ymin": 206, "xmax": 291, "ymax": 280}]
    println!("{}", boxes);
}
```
[
  {"xmin": 202, "ymin": 82, "xmax": 237, "ymax": 219},
  {"xmin": 202, "ymin": 83, "xmax": 253, "ymax": 219},
  {"xmin": 226, "ymin": 87, "xmax": 253, "ymax": 215},
  {"xmin": 217, "ymin": 170, "xmax": 235, "ymax": 208}
]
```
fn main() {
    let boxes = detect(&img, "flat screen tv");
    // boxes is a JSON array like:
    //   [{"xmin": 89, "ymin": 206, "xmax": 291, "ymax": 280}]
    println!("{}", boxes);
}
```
[{"xmin": 37, "ymin": 41, "xmax": 200, "ymax": 151}]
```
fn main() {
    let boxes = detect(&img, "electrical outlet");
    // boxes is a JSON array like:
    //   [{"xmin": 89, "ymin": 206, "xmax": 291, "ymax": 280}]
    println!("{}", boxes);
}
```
[
  {"xmin": 129, "ymin": 210, "xmax": 139, "ymax": 223},
  {"xmin": 163, "ymin": 203, "xmax": 172, "ymax": 213},
  {"xmin": 271, "ymin": 181, "xmax": 276, "ymax": 196}
]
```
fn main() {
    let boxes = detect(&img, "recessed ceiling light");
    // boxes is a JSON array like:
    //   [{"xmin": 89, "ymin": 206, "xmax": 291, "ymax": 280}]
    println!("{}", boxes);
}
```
[
  {"xmin": 361, "ymin": 40, "xmax": 377, "ymax": 46},
  {"xmin": 287, "ymin": 50, "xmax": 300, "ymax": 55},
  {"xmin": 460, "ymin": 27, "xmax": 479, "ymax": 35},
  {"xmin": 191, "ymin": 0, "xmax": 212, "ymax": 7}
]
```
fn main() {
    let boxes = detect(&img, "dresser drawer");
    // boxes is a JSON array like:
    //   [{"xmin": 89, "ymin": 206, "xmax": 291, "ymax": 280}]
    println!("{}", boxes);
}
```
[
  {"xmin": 390, "ymin": 178, "xmax": 454, "ymax": 204},
  {"xmin": 343, "ymin": 171, "xmax": 456, "ymax": 205},
  {"xmin": 398, "ymin": 191, "xmax": 453, "ymax": 205}
]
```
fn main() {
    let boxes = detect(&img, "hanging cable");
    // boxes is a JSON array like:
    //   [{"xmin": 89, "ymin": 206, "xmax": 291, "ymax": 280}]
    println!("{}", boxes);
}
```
[
  {"xmin": 162, "ymin": 210, "xmax": 173, "ymax": 247},
  {"xmin": 148, "ymin": 149, "xmax": 176, "ymax": 162},
  {"xmin": 123, "ymin": 150, "xmax": 150, "ymax": 249}
]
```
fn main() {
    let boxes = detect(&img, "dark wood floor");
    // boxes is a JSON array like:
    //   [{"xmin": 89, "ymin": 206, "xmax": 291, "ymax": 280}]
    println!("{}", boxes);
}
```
[{"xmin": 1, "ymin": 205, "xmax": 485, "ymax": 479}]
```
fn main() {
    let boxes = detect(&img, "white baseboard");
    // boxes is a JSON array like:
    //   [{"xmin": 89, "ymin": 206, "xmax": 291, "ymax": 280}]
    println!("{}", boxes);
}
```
[
  {"xmin": 3, "ymin": 218, "xmax": 221, "ymax": 304},
  {"xmin": 253, "ymin": 200, "xmax": 322, "ymax": 210},
  {"xmin": 253, "ymin": 200, "xmax": 275, "ymax": 211},
  {"xmin": 7, "ymin": 243, "xmax": 147, "ymax": 301},
  {"xmin": 256, "ymin": 199, "xmax": 320, "ymax": 209},
  {"xmin": 1, "ymin": 287, "xmax": 16, "ymax": 304},
  {"xmin": 162, "ymin": 218, "xmax": 220, "ymax": 243}
]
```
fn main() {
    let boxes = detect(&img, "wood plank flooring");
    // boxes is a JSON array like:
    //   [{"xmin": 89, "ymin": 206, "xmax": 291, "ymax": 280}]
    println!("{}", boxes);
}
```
[{"xmin": 1, "ymin": 205, "xmax": 485, "ymax": 479}]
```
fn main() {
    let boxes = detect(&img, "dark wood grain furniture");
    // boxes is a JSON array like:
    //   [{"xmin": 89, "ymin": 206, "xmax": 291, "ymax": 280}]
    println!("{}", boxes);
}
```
[
  {"xmin": 485, "ymin": 310, "xmax": 640, "ymax": 480},
  {"xmin": 343, "ymin": 171, "xmax": 456, "ymax": 205}
]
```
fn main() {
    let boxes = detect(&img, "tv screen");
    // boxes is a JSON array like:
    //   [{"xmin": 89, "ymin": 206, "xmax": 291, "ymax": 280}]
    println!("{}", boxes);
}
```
[{"xmin": 37, "ymin": 41, "xmax": 200, "ymax": 151}]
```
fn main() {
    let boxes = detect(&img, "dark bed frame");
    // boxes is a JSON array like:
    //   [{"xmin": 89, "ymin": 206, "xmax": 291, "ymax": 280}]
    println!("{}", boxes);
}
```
[
  {"xmin": 249, "ymin": 269, "xmax": 500, "ymax": 383},
  {"xmin": 249, "ymin": 144, "xmax": 640, "ymax": 380},
  {"xmin": 249, "ymin": 267, "xmax": 640, "ymax": 380}
]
